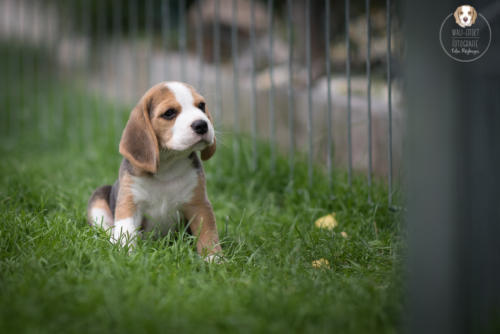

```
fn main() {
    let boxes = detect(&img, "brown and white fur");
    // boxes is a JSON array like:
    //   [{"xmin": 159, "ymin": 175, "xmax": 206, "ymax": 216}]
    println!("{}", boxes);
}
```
[
  {"xmin": 454, "ymin": 5, "xmax": 477, "ymax": 28},
  {"xmin": 87, "ymin": 82, "xmax": 221, "ymax": 261}
]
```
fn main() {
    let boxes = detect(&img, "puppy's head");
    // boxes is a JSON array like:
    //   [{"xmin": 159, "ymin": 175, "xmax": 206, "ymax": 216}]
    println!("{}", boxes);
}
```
[
  {"xmin": 119, "ymin": 82, "xmax": 216, "ymax": 173},
  {"xmin": 454, "ymin": 5, "xmax": 477, "ymax": 27}
]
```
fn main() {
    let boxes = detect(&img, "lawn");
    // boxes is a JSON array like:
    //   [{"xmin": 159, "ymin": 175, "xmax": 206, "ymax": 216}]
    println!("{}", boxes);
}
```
[{"xmin": 0, "ymin": 60, "xmax": 403, "ymax": 333}]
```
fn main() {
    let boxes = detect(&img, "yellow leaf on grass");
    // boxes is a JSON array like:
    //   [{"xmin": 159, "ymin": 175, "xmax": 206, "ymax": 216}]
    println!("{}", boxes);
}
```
[
  {"xmin": 312, "ymin": 258, "xmax": 330, "ymax": 269},
  {"xmin": 314, "ymin": 213, "xmax": 338, "ymax": 230},
  {"xmin": 341, "ymin": 231, "xmax": 348, "ymax": 239}
]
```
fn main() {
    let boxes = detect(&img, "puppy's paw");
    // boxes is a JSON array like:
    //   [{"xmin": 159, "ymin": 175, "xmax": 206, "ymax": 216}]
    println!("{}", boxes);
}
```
[
  {"xmin": 204, "ymin": 254, "xmax": 224, "ymax": 264},
  {"xmin": 110, "ymin": 218, "xmax": 138, "ymax": 248},
  {"xmin": 110, "ymin": 230, "xmax": 137, "ymax": 250}
]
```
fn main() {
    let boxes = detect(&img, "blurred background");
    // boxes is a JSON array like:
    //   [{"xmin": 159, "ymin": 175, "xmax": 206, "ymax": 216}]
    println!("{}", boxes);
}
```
[{"xmin": 0, "ymin": 0, "xmax": 401, "ymax": 193}]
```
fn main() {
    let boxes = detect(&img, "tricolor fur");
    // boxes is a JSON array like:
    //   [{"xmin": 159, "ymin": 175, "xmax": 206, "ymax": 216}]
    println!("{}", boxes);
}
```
[
  {"xmin": 454, "ymin": 5, "xmax": 477, "ymax": 28},
  {"xmin": 87, "ymin": 82, "xmax": 221, "ymax": 259}
]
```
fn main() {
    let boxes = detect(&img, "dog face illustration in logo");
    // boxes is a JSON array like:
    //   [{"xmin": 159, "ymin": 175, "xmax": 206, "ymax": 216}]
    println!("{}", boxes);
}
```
[{"xmin": 454, "ymin": 5, "xmax": 477, "ymax": 28}]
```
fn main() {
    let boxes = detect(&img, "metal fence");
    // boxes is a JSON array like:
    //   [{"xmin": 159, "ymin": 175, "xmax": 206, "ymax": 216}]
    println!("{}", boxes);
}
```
[{"xmin": 0, "ymin": 0, "xmax": 398, "ymax": 202}]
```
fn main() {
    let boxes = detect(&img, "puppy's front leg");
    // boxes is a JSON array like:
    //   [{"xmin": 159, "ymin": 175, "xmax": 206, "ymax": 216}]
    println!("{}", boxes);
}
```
[
  {"xmin": 183, "ymin": 201, "xmax": 222, "ymax": 261},
  {"xmin": 111, "ymin": 180, "xmax": 141, "ymax": 248}
]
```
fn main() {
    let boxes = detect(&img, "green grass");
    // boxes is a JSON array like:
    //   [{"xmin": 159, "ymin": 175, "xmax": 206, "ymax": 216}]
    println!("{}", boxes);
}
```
[{"xmin": 0, "ymin": 64, "xmax": 403, "ymax": 333}]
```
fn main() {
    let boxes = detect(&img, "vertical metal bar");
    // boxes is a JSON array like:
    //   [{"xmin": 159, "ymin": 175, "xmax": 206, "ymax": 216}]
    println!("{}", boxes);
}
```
[
  {"xmin": 268, "ymin": 0, "xmax": 275, "ymax": 173},
  {"xmin": 179, "ymin": 0, "xmax": 186, "ymax": 81},
  {"xmin": 1, "ymin": 1, "xmax": 4, "ymax": 134},
  {"xmin": 40, "ymin": 1, "xmax": 48, "ymax": 140},
  {"xmin": 345, "ymin": 0, "xmax": 352, "ymax": 187},
  {"xmin": 97, "ymin": 0, "xmax": 106, "ymax": 142},
  {"xmin": 4, "ymin": 0, "xmax": 11, "ymax": 137},
  {"xmin": 4, "ymin": 0, "xmax": 11, "ymax": 134},
  {"xmin": 366, "ymin": 0, "xmax": 372, "ymax": 199},
  {"xmin": 33, "ymin": 0, "xmax": 40, "ymax": 139},
  {"xmin": 306, "ymin": 0, "xmax": 313, "ymax": 186},
  {"xmin": 325, "ymin": 0, "xmax": 333, "ymax": 189},
  {"xmin": 50, "ymin": 2, "xmax": 59, "ymax": 141},
  {"xmin": 55, "ymin": 2, "xmax": 64, "ymax": 143},
  {"xmin": 40, "ymin": 0, "xmax": 49, "ymax": 141},
  {"xmin": 114, "ymin": 0, "xmax": 123, "ymax": 141},
  {"xmin": 162, "ymin": 0, "xmax": 170, "ymax": 80},
  {"xmin": 287, "ymin": 0, "xmax": 294, "ymax": 181},
  {"xmin": 196, "ymin": 0, "xmax": 203, "ymax": 91},
  {"xmin": 76, "ymin": 0, "xmax": 82, "ymax": 147},
  {"xmin": 145, "ymin": 0, "xmax": 153, "ymax": 90},
  {"xmin": 0, "ymin": 29, "xmax": 4, "ymax": 136},
  {"xmin": 67, "ymin": 0, "xmax": 77, "ymax": 144},
  {"xmin": 214, "ymin": 0, "xmax": 221, "ymax": 124},
  {"xmin": 13, "ymin": 0, "xmax": 22, "ymax": 137},
  {"xmin": 250, "ymin": 0, "xmax": 257, "ymax": 171},
  {"xmin": 18, "ymin": 0, "xmax": 24, "ymax": 137},
  {"xmin": 232, "ymin": 0, "xmax": 240, "ymax": 162},
  {"xmin": 12, "ymin": 0, "xmax": 20, "ymax": 138},
  {"xmin": 81, "ymin": 0, "xmax": 91, "ymax": 145},
  {"xmin": 54, "ymin": 1, "xmax": 62, "ymax": 142},
  {"xmin": 61, "ymin": 1, "xmax": 70, "ymax": 143},
  {"xmin": 129, "ymin": 0, "xmax": 138, "ymax": 100},
  {"xmin": 387, "ymin": 0, "xmax": 393, "ymax": 205},
  {"xmin": 41, "ymin": 1, "xmax": 50, "ymax": 141}
]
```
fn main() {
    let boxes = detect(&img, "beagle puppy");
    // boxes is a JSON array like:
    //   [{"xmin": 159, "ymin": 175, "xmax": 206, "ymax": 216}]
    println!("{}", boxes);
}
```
[
  {"xmin": 87, "ymin": 82, "xmax": 221, "ymax": 261},
  {"xmin": 454, "ymin": 5, "xmax": 477, "ymax": 28}
]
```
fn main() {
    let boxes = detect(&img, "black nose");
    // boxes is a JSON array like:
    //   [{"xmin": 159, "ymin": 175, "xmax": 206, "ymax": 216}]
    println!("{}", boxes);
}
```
[{"xmin": 191, "ymin": 120, "xmax": 208, "ymax": 135}]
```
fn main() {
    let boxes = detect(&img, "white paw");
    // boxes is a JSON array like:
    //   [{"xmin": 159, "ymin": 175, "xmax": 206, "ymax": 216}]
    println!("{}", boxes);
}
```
[
  {"xmin": 204, "ymin": 254, "xmax": 223, "ymax": 264},
  {"xmin": 110, "ymin": 218, "xmax": 138, "ymax": 248}
]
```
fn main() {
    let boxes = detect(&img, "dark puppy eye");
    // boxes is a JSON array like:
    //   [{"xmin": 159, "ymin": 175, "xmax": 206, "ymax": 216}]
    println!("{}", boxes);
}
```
[
  {"xmin": 198, "ymin": 102, "xmax": 206, "ymax": 113},
  {"xmin": 161, "ymin": 108, "xmax": 177, "ymax": 120}
]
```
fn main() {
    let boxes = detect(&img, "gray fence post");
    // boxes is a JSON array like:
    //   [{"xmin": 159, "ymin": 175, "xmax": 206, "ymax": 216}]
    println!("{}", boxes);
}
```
[{"xmin": 405, "ymin": 0, "xmax": 500, "ymax": 333}]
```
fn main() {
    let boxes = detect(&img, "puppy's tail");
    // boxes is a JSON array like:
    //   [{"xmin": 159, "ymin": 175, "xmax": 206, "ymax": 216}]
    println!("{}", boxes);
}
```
[{"xmin": 87, "ymin": 185, "xmax": 114, "ymax": 229}]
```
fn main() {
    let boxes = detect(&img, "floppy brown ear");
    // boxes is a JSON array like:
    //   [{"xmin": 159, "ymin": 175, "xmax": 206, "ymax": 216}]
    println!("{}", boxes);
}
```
[
  {"xmin": 471, "ymin": 7, "xmax": 477, "ymax": 24},
  {"xmin": 201, "ymin": 138, "xmax": 216, "ymax": 161},
  {"xmin": 454, "ymin": 7, "xmax": 460, "ymax": 24},
  {"xmin": 119, "ymin": 99, "xmax": 159, "ymax": 174}
]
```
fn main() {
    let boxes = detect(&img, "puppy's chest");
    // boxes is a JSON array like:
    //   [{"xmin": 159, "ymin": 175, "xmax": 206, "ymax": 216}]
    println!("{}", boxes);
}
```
[{"xmin": 130, "ymin": 163, "xmax": 198, "ymax": 226}]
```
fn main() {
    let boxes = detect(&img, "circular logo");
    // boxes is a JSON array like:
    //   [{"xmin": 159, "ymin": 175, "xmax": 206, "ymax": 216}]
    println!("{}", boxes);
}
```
[{"xmin": 439, "ymin": 5, "xmax": 492, "ymax": 62}]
